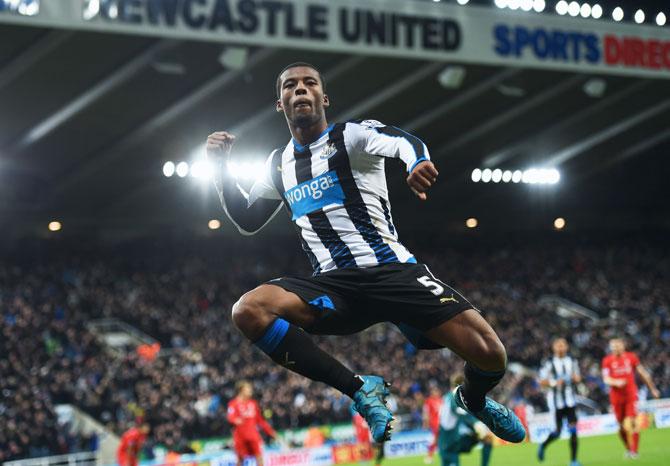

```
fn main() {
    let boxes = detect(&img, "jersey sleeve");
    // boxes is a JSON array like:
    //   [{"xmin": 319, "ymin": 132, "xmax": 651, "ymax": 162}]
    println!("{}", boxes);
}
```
[
  {"xmin": 212, "ymin": 150, "xmax": 283, "ymax": 236},
  {"xmin": 539, "ymin": 360, "xmax": 552, "ymax": 382},
  {"xmin": 227, "ymin": 401, "xmax": 240, "ymax": 425},
  {"xmin": 353, "ymin": 119, "xmax": 430, "ymax": 173},
  {"xmin": 630, "ymin": 353, "xmax": 640, "ymax": 368},
  {"xmin": 572, "ymin": 358, "xmax": 581, "ymax": 377}
]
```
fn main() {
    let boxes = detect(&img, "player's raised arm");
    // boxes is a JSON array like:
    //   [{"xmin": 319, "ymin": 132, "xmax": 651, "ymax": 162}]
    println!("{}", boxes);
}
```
[
  {"xmin": 207, "ymin": 131, "xmax": 283, "ymax": 235},
  {"xmin": 356, "ymin": 120, "xmax": 439, "ymax": 201},
  {"xmin": 636, "ymin": 364, "xmax": 661, "ymax": 399}
]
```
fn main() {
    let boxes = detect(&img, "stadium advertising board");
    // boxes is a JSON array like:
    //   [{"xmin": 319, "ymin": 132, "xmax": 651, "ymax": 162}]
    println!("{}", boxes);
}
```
[
  {"xmin": 2, "ymin": 0, "xmax": 670, "ymax": 79},
  {"xmin": 383, "ymin": 431, "xmax": 433, "ymax": 458}
]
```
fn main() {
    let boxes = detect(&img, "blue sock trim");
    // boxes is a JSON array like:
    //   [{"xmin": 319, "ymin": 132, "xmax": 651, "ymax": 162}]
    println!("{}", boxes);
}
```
[
  {"xmin": 569, "ymin": 426, "xmax": 578, "ymax": 435},
  {"xmin": 255, "ymin": 318, "xmax": 290, "ymax": 354}
]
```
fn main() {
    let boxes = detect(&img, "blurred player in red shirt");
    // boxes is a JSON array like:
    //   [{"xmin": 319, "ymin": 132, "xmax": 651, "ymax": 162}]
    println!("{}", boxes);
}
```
[
  {"xmin": 352, "ymin": 409, "xmax": 385, "ymax": 466},
  {"xmin": 117, "ymin": 422, "xmax": 150, "ymax": 466},
  {"xmin": 423, "ymin": 385, "xmax": 443, "ymax": 464},
  {"xmin": 601, "ymin": 338, "xmax": 660, "ymax": 458},
  {"xmin": 227, "ymin": 381, "xmax": 277, "ymax": 466}
]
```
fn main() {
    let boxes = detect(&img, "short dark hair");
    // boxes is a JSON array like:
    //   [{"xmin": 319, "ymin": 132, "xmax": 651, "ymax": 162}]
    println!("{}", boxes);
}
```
[{"xmin": 276, "ymin": 62, "xmax": 326, "ymax": 98}]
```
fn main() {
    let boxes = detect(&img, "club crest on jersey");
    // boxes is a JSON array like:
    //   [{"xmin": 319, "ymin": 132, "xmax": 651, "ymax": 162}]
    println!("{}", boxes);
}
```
[
  {"xmin": 284, "ymin": 170, "xmax": 345, "ymax": 220},
  {"xmin": 320, "ymin": 141, "xmax": 337, "ymax": 159}
]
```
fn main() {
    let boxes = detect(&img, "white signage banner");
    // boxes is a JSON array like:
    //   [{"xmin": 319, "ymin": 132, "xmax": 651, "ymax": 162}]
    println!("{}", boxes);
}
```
[{"xmin": 2, "ymin": 0, "xmax": 670, "ymax": 78}]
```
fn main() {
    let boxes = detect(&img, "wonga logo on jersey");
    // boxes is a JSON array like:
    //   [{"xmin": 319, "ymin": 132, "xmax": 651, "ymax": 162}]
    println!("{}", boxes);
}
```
[{"xmin": 284, "ymin": 170, "xmax": 346, "ymax": 220}]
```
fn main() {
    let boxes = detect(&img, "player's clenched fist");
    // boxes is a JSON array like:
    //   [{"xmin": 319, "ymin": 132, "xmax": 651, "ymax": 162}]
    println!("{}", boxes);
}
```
[
  {"xmin": 406, "ymin": 160, "xmax": 439, "ymax": 201},
  {"xmin": 206, "ymin": 131, "xmax": 236, "ymax": 160}
]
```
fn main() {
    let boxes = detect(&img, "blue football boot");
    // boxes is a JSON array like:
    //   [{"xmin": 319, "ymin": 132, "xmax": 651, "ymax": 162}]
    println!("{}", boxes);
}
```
[
  {"xmin": 537, "ymin": 443, "xmax": 546, "ymax": 462},
  {"xmin": 352, "ymin": 375, "xmax": 394, "ymax": 442},
  {"xmin": 454, "ymin": 385, "xmax": 526, "ymax": 443}
]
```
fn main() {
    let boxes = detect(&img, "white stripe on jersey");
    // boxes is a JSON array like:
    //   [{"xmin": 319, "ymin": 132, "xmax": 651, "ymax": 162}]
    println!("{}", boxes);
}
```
[
  {"xmin": 540, "ymin": 356, "xmax": 580, "ymax": 410},
  {"xmin": 248, "ymin": 120, "xmax": 424, "ymax": 274}
]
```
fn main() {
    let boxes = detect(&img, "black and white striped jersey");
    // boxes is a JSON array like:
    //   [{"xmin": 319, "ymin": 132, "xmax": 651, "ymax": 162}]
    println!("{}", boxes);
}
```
[
  {"xmin": 539, "ymin": 356, "xmax": 581, "ymax": 410},
  {"xmin": 217, "ymin": 120, "xmax": 429, "ymax": 274}
]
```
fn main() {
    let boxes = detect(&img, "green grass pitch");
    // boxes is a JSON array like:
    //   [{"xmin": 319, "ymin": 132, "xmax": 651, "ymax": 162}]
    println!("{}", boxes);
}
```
[{"xmin": 343, "ymin": 429, "xmax": 670, "ymax": 466}]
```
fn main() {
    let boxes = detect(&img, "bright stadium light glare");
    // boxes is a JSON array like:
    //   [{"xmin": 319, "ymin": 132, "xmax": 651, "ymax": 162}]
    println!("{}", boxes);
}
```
[
  {"xmin": 580, "ymin": 3, "xmax": 591, "ymax": 18},
  {"xmin": 48, "ymin": 221, "xmax": 62, "ymax": 232},
  {"xmin": 471, "ymin": 168, "xmax": 482, "ymax": 182},
  {"xmin": 533, "ymin": 0, "xmax": 546, "ymax": 13},
  {"xmin": 190, "ymin": 160, "xmax": 214, "ymax": 180},
  {"xmin": 508, "ymin": 0, "xmax": 521, "ymax": 11},
  {"xmin": 495, "ymin": 0, "xmax": 508, "ymax": 8},
  {"xmin": 176, "ymin": 161, "xmax": 189, "ymax": 178},
  {"xmin": 481, "ymin": 169, "xmax": 492, "ymax": 183},
  {"xmin": 208, "ymin": 219, "xmax": 221, "ymax": 230},
  {"xmin": 520, "ymin": 0, "xmax": 533, "ymax": 12},
  {"xmin": 556, "ymin": 1, "xmax": 568, "ymax": 15},
  {"xmin": 162, "ymin": 161, "xmax": 175, "ymax": 178},
  {"xmin": 612, "ymin": 7, "xmax": 624, "ymax": 22},
  {"xmin": 502, "ymin": 170, "xmax": 513, "ymax": 183},
  {"xmin": 547, "ymin": 168, "xmax": 561, "ymax": 184},
  {"xmin": 554, "ymin": 217, "xmax": 566, "ymax": 230},
  {"xmin": 466, "ymin": 218, "xmax": 478, "ymax": 229},
  {"xmin": 492, "ymin": 169, "xmax": 503, "ymax": 183},
  {"xmin": 634, "ymin": 9, "xmax": 645, "ymax": 24},
  {"xmin": 657, "ymin": 12, "xmax": 667, "ymax": 26},
  {"xmin": 456, "ymin": 0, "xmax": 469, "ymax": 5},
  {"xmin": 591, "ymin": 4, "xmax": 602, "ymax": 18},
  {"xmin": 512, "ymin": 170, "xmax": 523, "ymax": 183},
  {"xmin": 568, "ymin": 1, "xmax": 580, "ymax": 17}
]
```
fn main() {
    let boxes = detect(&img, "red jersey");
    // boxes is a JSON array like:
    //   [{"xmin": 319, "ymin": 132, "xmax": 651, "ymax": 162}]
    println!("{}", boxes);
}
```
[
  {"xmin": 602, "ymin": 351, "xmax": 640, "ymax": 400},
  {"xmin": 423, "ymin": 395, "xmax": 443, "ymax": 431},
  {"xmin": 352, "ymin": 413, "xmax": 371, "ymax": 444},
  {"xmin": 117, "ymin": 428, "xmax": 147, "ymax": 466},
  {"xmin": 227, "ymin": 397, "xmax": 276, "ymax": 440}
]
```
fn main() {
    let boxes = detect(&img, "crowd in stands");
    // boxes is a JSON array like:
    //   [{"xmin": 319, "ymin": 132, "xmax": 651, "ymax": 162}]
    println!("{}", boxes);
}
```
[{"xmin": 1, "ymin": 236, "xmax": 668, "ymax": 461}]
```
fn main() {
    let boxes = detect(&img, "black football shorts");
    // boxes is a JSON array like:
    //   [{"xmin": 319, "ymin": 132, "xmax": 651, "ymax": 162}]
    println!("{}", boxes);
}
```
[{"xmin": 266, "ymin": 263, "xmax": 476, "ymax": 349}]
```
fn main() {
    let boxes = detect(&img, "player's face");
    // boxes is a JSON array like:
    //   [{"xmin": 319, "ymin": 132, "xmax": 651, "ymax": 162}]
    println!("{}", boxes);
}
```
[
  {"xmin": 241, "ymin": 384, "xmax": 253, "ymax": 398},
  {"xmin": 610, "ymin": 339, "xmax": 625, "ymax": 354},
  {"xmin": 276, "ymin": 66, "xmax": 329, "ymax": 128},
  {"xmin": 553, "ymin": 339, "xmax": 568, "ymax": 356}
]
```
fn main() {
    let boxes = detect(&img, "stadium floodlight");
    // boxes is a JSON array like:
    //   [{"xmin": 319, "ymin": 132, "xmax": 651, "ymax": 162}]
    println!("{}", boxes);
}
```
[
  {"xmin": 512, "ymin": 170, "xmax": 523, "ymax": 183},
  {"xmin": 176, "ymin": 161, "xmax": 189, "ymax": 178},
  {"xmin": 17, "ymin": 0, "xmax": 39, "ymax": 16},
  {"xmin": 83, "ymin": 0, "xmax": 100, "ymax": 20},
  {"xmin": 520, "ymin": 0, "xmax": 533, "ymax": 12},
  {"xmin": 568, "ymin": 1, "xmax": 580, "ymax": 17},
  {"xmin": 657, "ymin": 12, "xmax": 667, "ymax": 26},
  {"xmin": 471, "ymin": 168, "xmax": 482, "ymax": 182},
  {"xmin": 466, "ymin": 218, "xmax": 478, "ymax": 229},
  {"xmin": 533, "ymin": 0, "xmax": 546, "ymax": 13},
  {"xmin": 492, "ymin": 169, "xmax": 503, "ymax": 183},
  {"xmin": 612, "ymin": 7, "xmax": 624, "ymax": 21},
  {"xmin": 208, "ymin": 219, "xmax": 221, "ymax": 230},
  {"xmin": 502, "ymin": 170, "xmax": 513, "ymax": 183},
  {"xmin": 554, "ymin": 217, "xmax": 566, "ymax": 230},
  {"xmin": 591, "ymin": 4, "xmax": 603, "ymax": 19},
  {"xmin": 580, "ymin": 3, "xmax": 591, "ymax": 18},
  {"xmin": 634, "ymin": 9, "xmax": 645, "ymax": 24},
  {"xmin": 456, "ymin": 0, "xmax": 470, "ymax": 5},
  {"xmin": 481, "ymin": 168, "xmax": 492, "ymax": 183},
  {"xmin": 48, "ymin": 221, "xmax": 62, "ymax": 232},
  {"xmin": 556, "ymin": 1, "xmax": 568, "ymax": 15},
  {"xmin": 190, "ymin": 160, "xmax": 214, "ymax": 180},
  {"xmin": 508, "ymin": 0, "xmax": 521, "ymax": 11},
  {"xmin": 546, "ymin": 168, "xmax": 561, "ymax": 184},
  {"xmin": 162, "ymin": 161, "xmax": 175, "ymax": 178},
  {"xmin": 495, "ymin": 0, "xmax": 508, "ymax": 8}
]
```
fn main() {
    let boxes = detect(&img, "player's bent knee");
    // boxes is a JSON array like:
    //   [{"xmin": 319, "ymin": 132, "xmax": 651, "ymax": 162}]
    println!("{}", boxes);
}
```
[
  {"xmin": 475, "ymin": 333, "xmax": 507, "ymax": 372},
  {"xmin": 231, "ymin": 287, "xmax": 277, "ymax": 336}
]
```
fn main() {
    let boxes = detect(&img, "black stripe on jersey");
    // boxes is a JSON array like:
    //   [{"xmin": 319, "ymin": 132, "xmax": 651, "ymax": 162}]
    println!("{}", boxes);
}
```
[
  {"xmin": 379, "ymin": 196, "xmax": 396, "ymax": 235},
  {"xmin": 294, "ymin": 146, "xmax": 357, "ymax": 270},
  {"xmin": 270, "ymin": 149, "xmax": 321, "ymax": 274},
  {"xmin": 328, "ymin": 123, "xmax": 399, "ymax": 264},
  {"xmin": 374, "ymin": 125, "xmax": 425, "ymax": 162}
]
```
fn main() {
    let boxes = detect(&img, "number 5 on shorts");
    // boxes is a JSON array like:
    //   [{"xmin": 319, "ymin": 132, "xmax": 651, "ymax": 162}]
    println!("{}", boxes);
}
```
[{"xmin": 417, "ymin": 275, "xmax": 444, "ymax": 296}]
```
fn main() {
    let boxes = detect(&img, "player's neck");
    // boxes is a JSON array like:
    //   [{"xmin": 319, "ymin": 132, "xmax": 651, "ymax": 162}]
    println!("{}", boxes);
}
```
[{"xmin": 289, "ymin": 119, "xmax": 329, "ymax": 147}]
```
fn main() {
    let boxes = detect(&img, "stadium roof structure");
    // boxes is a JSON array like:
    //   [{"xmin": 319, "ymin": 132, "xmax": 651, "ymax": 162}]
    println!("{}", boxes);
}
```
[{"xmin": 1, "ymin": 1, "xmax": 670, "ymax": 238}]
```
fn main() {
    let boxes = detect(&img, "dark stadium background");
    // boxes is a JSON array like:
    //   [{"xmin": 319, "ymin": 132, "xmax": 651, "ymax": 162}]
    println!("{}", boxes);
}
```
[{"xmin": 1, "ymin": 1, "xmax": 670, "ymax": 465}]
